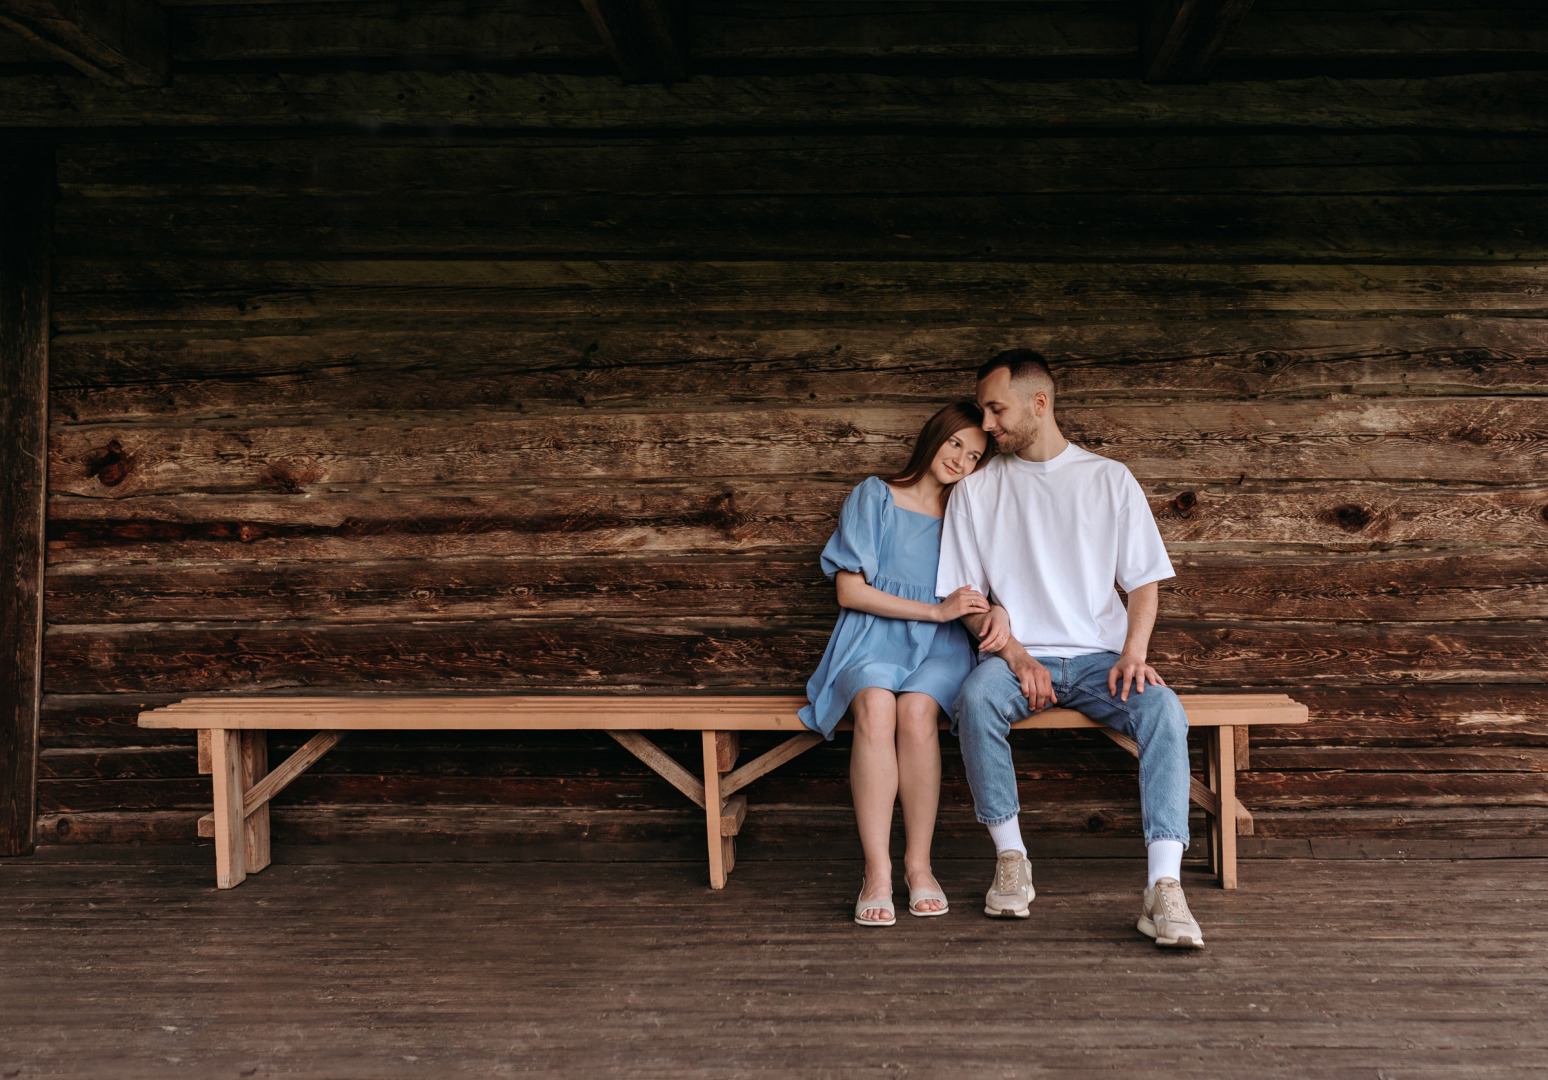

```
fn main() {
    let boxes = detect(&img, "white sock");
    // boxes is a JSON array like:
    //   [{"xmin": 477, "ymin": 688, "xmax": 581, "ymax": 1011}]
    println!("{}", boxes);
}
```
[
  {"xmin": 988, "ymin": 818, "xmax": 1026, "ymax": 856},
  {"xmin": 1147, "ymin": 839, "xmax": 1185, "ymax": 889}
]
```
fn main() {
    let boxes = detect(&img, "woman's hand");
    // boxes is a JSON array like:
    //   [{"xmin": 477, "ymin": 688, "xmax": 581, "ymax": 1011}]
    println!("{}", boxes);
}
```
[
  {"xmin": 935, "ymin": 586, "xmax": 991, "ymax": 623},
  {"xmin": 976, "ymin": 605, "xmax": 1012, "ymax": 654}
]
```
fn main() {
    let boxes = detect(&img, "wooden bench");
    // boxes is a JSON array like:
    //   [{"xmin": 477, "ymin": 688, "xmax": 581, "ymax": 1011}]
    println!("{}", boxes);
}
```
[{"xmin": 139, "ymin": 693, "xmax": 1306, "ymax": 892}]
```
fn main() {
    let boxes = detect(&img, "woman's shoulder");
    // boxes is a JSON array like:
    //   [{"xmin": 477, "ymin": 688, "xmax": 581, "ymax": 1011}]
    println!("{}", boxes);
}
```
[{"xmin": 851, "ymin": 475, "xmax": 894, "ymax": 504}]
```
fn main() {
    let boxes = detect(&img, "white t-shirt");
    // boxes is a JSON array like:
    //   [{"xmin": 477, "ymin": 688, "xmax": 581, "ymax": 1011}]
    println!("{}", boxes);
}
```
[{"xmin": 935, "ymin": 443, "xmax": 1173, "ymax": 659}]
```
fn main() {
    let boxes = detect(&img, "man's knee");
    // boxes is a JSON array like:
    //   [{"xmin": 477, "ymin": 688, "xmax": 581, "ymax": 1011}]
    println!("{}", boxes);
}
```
[
  {"xmin": 1130, "ymin": 685, "xmax": 1188, "ymax": 742},
  {"xmin": 953, "ymin": 660, "xmax": 1019, "ymax": 730}
]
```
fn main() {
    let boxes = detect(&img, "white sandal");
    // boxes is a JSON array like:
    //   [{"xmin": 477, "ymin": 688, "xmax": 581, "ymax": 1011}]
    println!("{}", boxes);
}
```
[
  {"xmin": 854, "ymin": 890, "xmax": 896, "ymax": 927},
  {"xmin": 908, "ymin": 882, "xmax": 950, "ymax": 918}
]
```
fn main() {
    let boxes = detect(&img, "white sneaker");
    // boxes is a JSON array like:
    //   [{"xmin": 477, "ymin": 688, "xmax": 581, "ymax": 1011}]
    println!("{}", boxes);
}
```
[
  {"xmin": 1137, "ymin": 877, "xmax": 1204, "ymax": 948},
  {"xmin": 983, "ymin": 850, "xmax": 1034, "ymax": 918}
]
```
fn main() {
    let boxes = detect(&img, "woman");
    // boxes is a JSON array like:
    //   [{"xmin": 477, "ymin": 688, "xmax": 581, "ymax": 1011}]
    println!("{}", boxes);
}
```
[{"xmin": 798, "ymin": 402, "xmax": 1004, "ymax": 926}]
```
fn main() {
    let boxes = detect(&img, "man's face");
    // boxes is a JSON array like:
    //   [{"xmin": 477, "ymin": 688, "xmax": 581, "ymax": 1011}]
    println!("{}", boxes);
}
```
[{"xmin": 976, "ymin": 367, "xmax": 1040, "ymax": 455}]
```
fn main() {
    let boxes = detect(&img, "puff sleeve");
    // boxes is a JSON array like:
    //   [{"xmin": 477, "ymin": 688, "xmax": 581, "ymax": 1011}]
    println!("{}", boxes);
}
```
[{"xmin": 819, "ymin": 476, "xmax": 888, "ymax": 583}]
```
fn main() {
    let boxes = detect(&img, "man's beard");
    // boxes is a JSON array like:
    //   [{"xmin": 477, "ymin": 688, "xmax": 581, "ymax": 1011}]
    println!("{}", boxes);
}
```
[{"xmin": 993, "ymin": 418, "xmax": 1038, "ymax": 454}]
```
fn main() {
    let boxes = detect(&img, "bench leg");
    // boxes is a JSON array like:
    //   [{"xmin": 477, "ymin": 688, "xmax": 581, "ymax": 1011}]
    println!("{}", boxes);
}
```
[
  {"xmin": 241, "ymin": 730, "xmax": 271, "ymax": 875},
  {"xmin": 1203, "ymin": 729, "xmax": 1221, "ymax": 879},
  {"xmin": 701, "ymin": 731, "xmax": 729, "ymax": 888},
  {"xmin": 1215, "ymin": 726, "xmax": 1238, "ymax": 890},
  {"xmin": 209, "ymin": 729, "xmax": 248, "ymax": 889}
]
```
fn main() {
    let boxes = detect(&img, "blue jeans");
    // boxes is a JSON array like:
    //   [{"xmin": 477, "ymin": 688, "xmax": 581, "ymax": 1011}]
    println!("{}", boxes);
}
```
[{"xmin": 953, "ymin": 653, "xmax": 1191, "ymax": 846}]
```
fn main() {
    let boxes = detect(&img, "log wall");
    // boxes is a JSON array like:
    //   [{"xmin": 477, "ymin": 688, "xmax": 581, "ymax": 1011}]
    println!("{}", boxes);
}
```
[{"xmin": 12, "ymin": 0, "xmax": 1548, "ymax": 855}]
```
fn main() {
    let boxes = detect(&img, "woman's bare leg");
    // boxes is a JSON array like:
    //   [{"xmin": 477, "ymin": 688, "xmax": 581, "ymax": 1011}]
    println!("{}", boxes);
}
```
[
  {"xmin": 850, "ymin": 687, "xmax": 900, "ymax": 921},
  {"xmin": 896, "ymin": 692, "xmax": 944, "ymax": 911}
]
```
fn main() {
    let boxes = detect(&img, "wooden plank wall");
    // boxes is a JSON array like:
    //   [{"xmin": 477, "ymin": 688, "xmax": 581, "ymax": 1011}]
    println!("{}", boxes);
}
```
[{"xmin": 14, "ymin": 0, "xmax": 1548, "ymax": 856}]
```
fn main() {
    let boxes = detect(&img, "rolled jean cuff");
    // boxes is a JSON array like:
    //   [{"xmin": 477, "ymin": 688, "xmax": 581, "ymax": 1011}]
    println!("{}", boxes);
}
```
[
  {"xmin": 976, "ymin": 807, "xmax": 1021, "ymax": 827},
  {"xmin": 1145, "ymin": 832, "xmax": 1191, "ymax": 846}
]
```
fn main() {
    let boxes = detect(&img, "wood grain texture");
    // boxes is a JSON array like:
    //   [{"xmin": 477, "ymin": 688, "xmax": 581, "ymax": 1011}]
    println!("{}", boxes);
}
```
[
  {"xmin": 33, "ymin": 766, "xmax": 1548, "ymax": 814},
  {"xmin": 27, "ymin": 804, "xmax": 1548, "ymax": 852},
  {"xmin": 1254, "ymin": 685, "xmax": 1548, "ymax": 747},
  {"xmin": 3, "ymin": 859, "xmax": 1547, "ymax": 1077},
  {"xmin": 49, "ymin": 320, "xmax": 1548, "ymax": 424},
  {"xmin": 34, "ymin": 732, "xmax": 1548, "ymax": 785},
  {"xmin": 40, "ymin": 618, "xmax": 1547, "ymax": 695},
  {"xmin": 1149, "ymin": 482, "xmax": 1548, "ymax": 549},
  {"xmin": 41, "ymin": 550, "xmax": 1548, "ymax": 624},
  {"xmin": 50, "ymin": 260, "xmax": 1548, "ymax": 333},
  {"xmin": 44, "ymin": 481, "xmax": 840, "ymax": 562},
  {"xmin": 45, "ymin": 556, "xmax": 834, "ymax": 623},
  {"xmin": 42, "ymin": 618, "xmax": 832, "ymax": 694},
  {"xmin": 0, "ymin": 144, "xmax": 52, "ymax": 856},
  {"xmin": 42, "ymin": 480, "xmax": 1548, "ymax": 566},
  {"xmin": 5, "ymin": 70, "xmax": 1547, "ymax": 131},
  {"xmin": 1147, "ymin": 620, "xmax": 1548, "ymax": 686},
  {"xmin": 1164, "ymin": 551, "xmax": 1548, "ymax": 622},
  {"xmin": 44, "ymin": 398, "xmax": 1548, "ymax": 497},
  {"xmin": 43, "ymin": 685, "xmax": 1548, "ymax": 755}
]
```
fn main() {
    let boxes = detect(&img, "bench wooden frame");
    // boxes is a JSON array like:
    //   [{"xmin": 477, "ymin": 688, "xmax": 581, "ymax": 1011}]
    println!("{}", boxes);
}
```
[{"xmin": 139, "ymin": 693, "xmax": 1306, "ymax": 892}]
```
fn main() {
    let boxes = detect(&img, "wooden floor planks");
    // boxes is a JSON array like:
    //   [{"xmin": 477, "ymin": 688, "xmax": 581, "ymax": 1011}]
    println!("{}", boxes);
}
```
[{"xmin": 0, "ymin": 856, "xmax": 1545, "ymax": 1077}]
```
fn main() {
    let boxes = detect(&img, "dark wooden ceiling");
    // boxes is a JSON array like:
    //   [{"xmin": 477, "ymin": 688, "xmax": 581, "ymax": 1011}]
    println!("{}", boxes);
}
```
[{"xmin": 1, "ymin": 1, "xmax": 1545, "ymax": 89}]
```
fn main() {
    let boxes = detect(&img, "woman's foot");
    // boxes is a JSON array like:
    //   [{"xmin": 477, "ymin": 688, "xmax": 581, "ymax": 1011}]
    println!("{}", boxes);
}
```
[
  {"xmin": 905, "ymin": 866, "xmax": 946, "ymax": 914},
  {"xmin": 856, "ymin": 874, "xmax": 895, "ymax": 926}
]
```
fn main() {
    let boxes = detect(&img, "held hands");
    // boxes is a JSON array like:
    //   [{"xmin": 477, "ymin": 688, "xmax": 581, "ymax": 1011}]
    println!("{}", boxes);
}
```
[
  {"xmin": 976, "ymin": 605, "xmax": 1012, "ymax": 654},
  {"xmin": 1107, "ymin": 651, "xmax": 1167, "ymax": 702},
  {"xmin": 1008, "ymin": 652, "xmax": 1057, "ymax": 711},
  {"xmin": 935, "ymin": 586, "xmax": 991, "ymax": 623}
]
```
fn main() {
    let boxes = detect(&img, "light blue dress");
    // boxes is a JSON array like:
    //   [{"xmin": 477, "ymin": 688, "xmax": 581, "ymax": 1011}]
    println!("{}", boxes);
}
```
[{"xmin": 798, "ymin": 476, "xmax": 978, "ymax": 738}]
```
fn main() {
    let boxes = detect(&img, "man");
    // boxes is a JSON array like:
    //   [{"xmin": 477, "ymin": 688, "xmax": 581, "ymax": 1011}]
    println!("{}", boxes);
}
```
[{"xmin": 936, "ymin": 349, "xmax": 1203, "ymax": 948}]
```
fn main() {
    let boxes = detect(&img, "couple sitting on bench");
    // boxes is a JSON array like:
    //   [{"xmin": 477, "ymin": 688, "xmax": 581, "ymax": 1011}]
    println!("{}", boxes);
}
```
[{"xmin": 798, "ymin": 349, "xmax": 1203, "ymax": 948}]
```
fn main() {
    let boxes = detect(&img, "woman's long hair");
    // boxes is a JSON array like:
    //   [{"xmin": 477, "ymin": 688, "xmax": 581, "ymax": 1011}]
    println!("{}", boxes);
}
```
[{"xmin": 887, "ymin": 402, "xmax": 990, "ymax": 512}]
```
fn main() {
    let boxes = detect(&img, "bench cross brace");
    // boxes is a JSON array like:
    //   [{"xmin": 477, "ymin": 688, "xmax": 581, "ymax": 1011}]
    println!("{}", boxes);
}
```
[{"xmin": 198, "ymin": 730, "xmax": 347, "ymax": 887}]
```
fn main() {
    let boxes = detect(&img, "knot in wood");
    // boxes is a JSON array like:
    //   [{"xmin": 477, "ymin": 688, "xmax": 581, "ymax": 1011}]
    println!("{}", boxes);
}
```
[
  {"xmin": 85, "ymin": 439, "xmax": 132, "ymax": 487},
  {"xmin": 1172, "ymin": 491, "xmax": 1198, "ymax": 516},
  {"xmin": 701, "ymin": 490, "xmax": 744, "ymax": 535},
  {"xmin": 1330, "ymin": 503, "xmax": 1375, "ymax": 532}
]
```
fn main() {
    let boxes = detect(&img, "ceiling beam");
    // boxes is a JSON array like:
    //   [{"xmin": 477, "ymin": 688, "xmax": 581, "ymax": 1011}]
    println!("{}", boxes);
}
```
[
  {"xmin": 1143, "ymin": 0, "xmax": 1255, "ymax": 83},
  {"xmin": 0, "ymin": 0, "xmax": 167, "ymax": 86},
  {"xmin": 579, "ymin": 0, "xmax": 686, "ymax": 84}
]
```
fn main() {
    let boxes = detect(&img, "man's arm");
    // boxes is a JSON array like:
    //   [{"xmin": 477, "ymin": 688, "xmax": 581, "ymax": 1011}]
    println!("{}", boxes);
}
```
[
  {"xmin": 962, "ymin": 607, "xmax": 1058, "ymax": 711},
  {"xmin": 1107, "ymin": 580, "xmax": 1168, "ymax": 702}
]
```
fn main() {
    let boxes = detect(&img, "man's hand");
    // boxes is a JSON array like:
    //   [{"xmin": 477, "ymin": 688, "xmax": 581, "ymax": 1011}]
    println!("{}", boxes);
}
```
[
  {"xmin": 1107, "ymin": 651, "xmax": 1166, "ymax": 702},
  {"xmin": 976, "ymin": 605, "xmax": 1011, "ymax": 654},
  {"xmin": 1007, "ymin": 652, "xmax": 1056, "ymax": 712}
]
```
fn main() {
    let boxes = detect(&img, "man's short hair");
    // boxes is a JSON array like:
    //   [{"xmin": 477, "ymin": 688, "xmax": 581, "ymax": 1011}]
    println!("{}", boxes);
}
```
[{"xmin": 977, "ymin": 349, "xmax": 1055, "ymax": 391}]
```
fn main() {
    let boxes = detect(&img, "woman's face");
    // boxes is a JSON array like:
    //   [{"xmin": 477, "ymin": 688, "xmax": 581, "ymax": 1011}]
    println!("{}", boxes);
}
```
[{"xmin": 930, "ymin": 426, "xmax": 989, "ymax": 486}]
